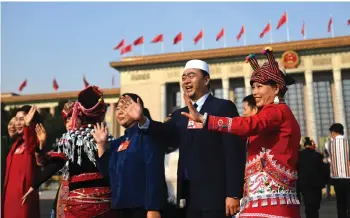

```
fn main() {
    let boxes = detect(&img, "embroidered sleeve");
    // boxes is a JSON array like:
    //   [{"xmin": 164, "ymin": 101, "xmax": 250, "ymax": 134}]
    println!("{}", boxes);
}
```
[
  {"xmin": 35, "ymin": 150, "xmax": 68, "ymax": 166},
  {"xmin": 208, "ymin": 104, "xmax": 283, "ymax": 137}
]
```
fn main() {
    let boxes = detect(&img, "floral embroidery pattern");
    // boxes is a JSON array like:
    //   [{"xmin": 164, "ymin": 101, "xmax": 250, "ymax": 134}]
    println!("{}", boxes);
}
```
[{"xmin": 241, "ymin": 148, "xmax": 299, "ymax": 209}]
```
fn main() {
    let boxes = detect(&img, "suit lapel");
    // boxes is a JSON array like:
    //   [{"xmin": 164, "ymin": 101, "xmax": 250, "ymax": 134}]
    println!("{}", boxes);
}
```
[{"xmin": 199, "ymin": 94, "xmax": 214, "ymax": 114}]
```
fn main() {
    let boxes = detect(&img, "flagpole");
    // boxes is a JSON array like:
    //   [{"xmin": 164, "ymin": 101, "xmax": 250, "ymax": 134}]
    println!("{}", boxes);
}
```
[
  {"xmin": 269, "ymin": 21, "xmax": 273, "ymax": 44},
  {"xmin": 243, "ymin": 26, "xmax": 247, "ymax": 46},
  {"xmin": 161, "ymin": 42, "xmax": 164, "ymax": 54},
  {"xmin": 142, "ymin": 43, "xmax": 145, "ymax": 55},
  {"xmin": 223, "ymin": 27, "xmax": 226, "ymax": 48},
  {"xmin": 181, "ymin": 40, "xmax": 184, "ymax": 52},
  {"xmin": 202, "ymin": 31, "xmax": 205, "ymax": 50},
  {"xmin": 286, "ymin": 11, "xmax": 290, "ymax": 42},
  {"xmin": 331, "ymin": 15, "xmax": 334, "ymax": 37},
  {"xmin": 304, "ymin": 21, "xmax": 307, "ymax": 40}
]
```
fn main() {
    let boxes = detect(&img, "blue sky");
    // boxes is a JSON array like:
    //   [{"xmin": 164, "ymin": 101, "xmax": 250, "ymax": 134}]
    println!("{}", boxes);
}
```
[{"xmin": 1, "ymin": 2, "xmax": 350, "ymax": 94}]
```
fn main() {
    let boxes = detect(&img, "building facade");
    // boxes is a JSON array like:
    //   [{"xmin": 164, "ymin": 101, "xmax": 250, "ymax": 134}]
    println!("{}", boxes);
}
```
[
  {"xmin": 110, "ymin": 36, "xmax": 350, "ymax": 147},
  {"xmin": 2, "ymin": 36, "xmax": 350, "ymax": 148},
  {"xmin": 1, "ymin": 88, "xmax": 121, "ymax": 137}
]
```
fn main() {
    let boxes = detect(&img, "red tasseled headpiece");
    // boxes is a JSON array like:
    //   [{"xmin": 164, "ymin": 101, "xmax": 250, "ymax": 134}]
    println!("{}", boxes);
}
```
[
  {"xmin": 246, "ymin": 47, "xmax": 292, "ymax": 94},
  {"xmin": 70, "ymin": 85, "xmax": 107, "ymax": 130}
]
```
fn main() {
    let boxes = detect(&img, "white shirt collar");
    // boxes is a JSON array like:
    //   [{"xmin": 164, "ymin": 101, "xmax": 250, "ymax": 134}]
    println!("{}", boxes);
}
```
[
  {"xmin": 335, "ymin": 135, "xmax": 345, "ymax": 139},
  {"xmin": 191, "ymin": 93, "xmax": 210, "ymax": 111},
  {"xmin": 331, "ymin": 135, "xmax": 345, "ymax": 141}
]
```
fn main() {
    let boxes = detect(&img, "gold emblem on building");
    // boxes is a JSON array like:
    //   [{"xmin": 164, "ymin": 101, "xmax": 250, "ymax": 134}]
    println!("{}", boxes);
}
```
[{"xmin": 281, "ymin": 51, "xmax": 300, "ymax": 69}]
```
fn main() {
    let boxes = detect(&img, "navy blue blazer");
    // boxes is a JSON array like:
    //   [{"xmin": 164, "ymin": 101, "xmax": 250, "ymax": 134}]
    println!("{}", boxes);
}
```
[
  {"xmin": 147, "ymin": 94, "xmax": 246, "ymax": 210},
  {"xmin": 97, "ymin": 124, "xmax": 166, "ymax": 211}
]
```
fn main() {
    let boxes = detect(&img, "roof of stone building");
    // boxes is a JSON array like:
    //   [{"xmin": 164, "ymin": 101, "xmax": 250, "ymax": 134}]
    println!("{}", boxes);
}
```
[
  {"xmin": 110, "ymin": 36, "xmax": 350, "ymax": 70},
  {"xmin": 1, "ymin": 88, "xmax": 120, "ymax": 104}
]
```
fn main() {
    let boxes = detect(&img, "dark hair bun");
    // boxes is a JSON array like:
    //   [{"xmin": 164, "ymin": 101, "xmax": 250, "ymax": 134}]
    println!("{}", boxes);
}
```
[
  {"xmin": 304, "ymin": 137, "xmax": 312, "ymax": 147},
  {"xmin": 285, "ymin": 74, "xmax": 295, "ymax": 86}
]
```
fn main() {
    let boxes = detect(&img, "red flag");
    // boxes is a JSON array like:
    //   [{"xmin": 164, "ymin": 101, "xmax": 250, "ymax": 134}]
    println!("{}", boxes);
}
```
[
  {"xmin": 173, "ymin": 32, "xmax": 183, "ymax": 44},
  {"xmin": 260, "ymin": 23, "xmax": 271, "ymax": 38},
  {"xmin": 113, "ymin": 39, "xmax": 125, "ymax": 50},
  {"xmin": 301, "ymin": 21, "xmax": 305, "ymax": 37},
  {"xmin": 348, "ymin": 19, "xmax": 350, "ymax": 25},
  {"xmin": 216, "ymin": 28, "xmax": 224, "ymax": 41},
  {"xmin": 151, "ymin": 34, "xmax": 163, "ymax": 43},
  {"xmin": 328, "ymin": 16, "xmax": 333, "ymax": 32},
  {"xmin": 276, "ymin": 12, "xmax": 287, "ymax": 29},
  {"xmin": 18, "ymin": 79, "xmax": 27, "ymax": 92},
  {"xmin": 53, "ymin": 78, "xmax": 59, "ymax": 91},
  {"xmin": 83, "ymin": 76, "xmax": 89, "ymax": 88},
  {"xmin": 120, "ymin": 44, "xmax": 132, "ymax": 55},
  {"xmin": 236, "ymin": 26, "xmax": 245, "ymax": 41},
  {"xmin": 133, "ymin": 36, "xmax": 144, "ymax": 46},
  {"xmin": 194, "ymin": 30, "xmax": 203, "ymax": 44}
]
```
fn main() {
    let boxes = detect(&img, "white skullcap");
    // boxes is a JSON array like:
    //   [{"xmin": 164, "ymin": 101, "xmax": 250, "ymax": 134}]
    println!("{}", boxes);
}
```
[{"xmin": 184, "ymin": 59, "xmax": 210, "ymax": 74}]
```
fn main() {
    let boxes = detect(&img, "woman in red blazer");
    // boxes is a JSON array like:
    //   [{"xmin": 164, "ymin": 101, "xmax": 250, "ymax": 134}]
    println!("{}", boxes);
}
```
[{"xmin": 3, "ymin": 105, "xmax": 42, "ymax": 218}]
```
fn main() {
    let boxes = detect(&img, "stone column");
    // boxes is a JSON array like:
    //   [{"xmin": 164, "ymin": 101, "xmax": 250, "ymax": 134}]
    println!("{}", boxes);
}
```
[
  {"xmin": 304, "ymin": 70, "xmax": 319, "ymax": 145},
  {"xmin": 50, "ymin": 106, "xmax": 55, "ymax": 117},
  {"xmin": 109, "ymin": 103, "xmax": 117, "ymax": 137},
  {"xmin": 222, "ymin": 77, "xmax": 230, "ymax": 100},
  {"xmin": 333, "ymin": 68, "xmax": 347, "ymax": 137},
  {"xmin": 180, "ymin": 81, "xmax": 185, "ymax": 107},
  {"xmin": 244, "ymin": 75, "xmax": 251, "ymax": 96},
  {"xmin": 160, "ymin": 83, "xmax": 167, "ymax": 120}
]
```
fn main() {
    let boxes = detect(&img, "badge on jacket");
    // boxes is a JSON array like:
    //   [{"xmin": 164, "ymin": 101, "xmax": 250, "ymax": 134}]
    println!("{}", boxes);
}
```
[
  {"xmin": 117, "ymin": 139, "xmax": 130, "ymax": 152},
  {"xmin": 187, "ymin": 118, "xmax": 203, "ymax": 129},
  {"xmin": 14, "ymin": 144, "xmax": 26, "ymax": 154}
]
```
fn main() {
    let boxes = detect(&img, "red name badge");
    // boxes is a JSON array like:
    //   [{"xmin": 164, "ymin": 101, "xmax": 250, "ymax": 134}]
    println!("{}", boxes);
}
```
[
  {"xmin": 14, "ymin": 144, "xmax": 25, "ymax": 154},
  {"xmin": 117, "ymin": 140, "xmax": 130, "ymax": 152},
  {"xmin": 187, "ymin": 119, "xmax": 203, "ymax": 129}
]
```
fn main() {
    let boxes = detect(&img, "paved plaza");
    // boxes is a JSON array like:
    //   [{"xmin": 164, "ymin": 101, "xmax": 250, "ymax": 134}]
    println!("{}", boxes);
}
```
[{"xmin": 39, "ymin": 190, "xmax": 338, "ymax": 218}]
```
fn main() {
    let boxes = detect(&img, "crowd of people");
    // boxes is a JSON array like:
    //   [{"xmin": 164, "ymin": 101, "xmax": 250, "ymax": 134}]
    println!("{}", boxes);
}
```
[{"xmin": 1, "ymin": 47, "xmax": 350, "ymax": 218}]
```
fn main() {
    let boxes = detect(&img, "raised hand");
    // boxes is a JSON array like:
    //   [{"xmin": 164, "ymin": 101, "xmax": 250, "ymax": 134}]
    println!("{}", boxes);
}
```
[
  {"xmin": 24, "ymin": 106, "xmax": 38, "ymax": 126},
  {"xmin": 92, "ymin": 122, "xmax": 108, "ymax": 145},
  {"xmin": 92, "ymin": 122, "xmax": 109, "ymax": 157},
  {"xmin": 35, "ymin": 123, "xmax": 47, "ymax": 150},
  {"xmin": 22, "ymin": 187, "xmax": 34, "ymax": 205},
  {"xmin": 180, "ymin": 93, "xmax": 204, "ymax": 123},
  {"xmin": 119, "ymin": 95, "xmax": 143, "ymax": 121}
]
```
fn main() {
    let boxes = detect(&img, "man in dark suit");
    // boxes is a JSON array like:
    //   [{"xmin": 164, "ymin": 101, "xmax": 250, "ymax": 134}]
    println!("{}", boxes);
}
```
[
  {"xmin": 297, "ymin": 137, "xmax": 327, "ymax": 218},
  {"xmin": 119, "ymin": 59, "xmax": 246, "ymax": 218}
]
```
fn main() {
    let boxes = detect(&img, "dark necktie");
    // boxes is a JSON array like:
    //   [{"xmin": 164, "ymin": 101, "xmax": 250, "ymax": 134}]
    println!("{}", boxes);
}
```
[{"xmin": 184, "ymin": 103, "xmax": 199, "ymax": 180}]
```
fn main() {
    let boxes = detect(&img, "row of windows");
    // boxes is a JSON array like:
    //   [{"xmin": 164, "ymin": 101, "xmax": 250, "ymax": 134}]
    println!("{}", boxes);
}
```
[
  {"xmin": 343, "ymin": 78, "xmax": 350, "ymax": 135},
  {"xmin": 166, "ymin": 72, "xmax": 349, "ymax": 139}
]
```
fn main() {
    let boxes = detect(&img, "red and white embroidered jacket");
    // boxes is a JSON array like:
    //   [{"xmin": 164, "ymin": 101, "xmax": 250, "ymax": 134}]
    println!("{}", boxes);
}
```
[{"xmin": 207, "ymin": 103, "xmax": 300, "ymax": 170}]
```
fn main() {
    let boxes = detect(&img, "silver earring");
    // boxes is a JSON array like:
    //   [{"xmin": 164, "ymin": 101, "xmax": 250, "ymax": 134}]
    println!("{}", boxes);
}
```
[{"xmin": 274, "ymin": 96, "xmax": 279, "ymax": 104}]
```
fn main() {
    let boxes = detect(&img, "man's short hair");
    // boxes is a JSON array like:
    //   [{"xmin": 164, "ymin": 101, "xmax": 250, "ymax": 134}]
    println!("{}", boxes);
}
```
[
  {"xmin": 242, "ymin": 94, "xmax": 257, "ymax": 109},
  {"xmin": 329, "ymin": 123, "xmax": 344, "ymax": 135},
  {"xmin": 200, "ymin": 69, "xmax": 211, "ymax": 89}
]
